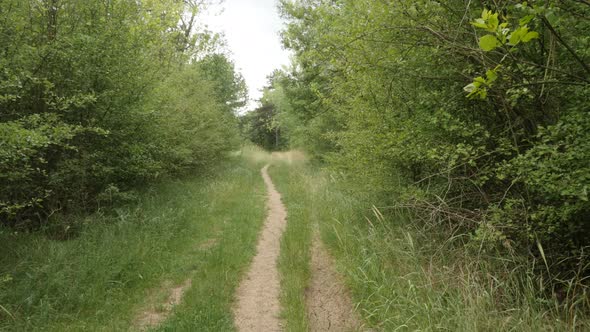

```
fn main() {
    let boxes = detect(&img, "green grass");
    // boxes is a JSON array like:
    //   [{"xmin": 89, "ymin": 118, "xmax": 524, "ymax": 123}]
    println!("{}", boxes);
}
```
[
  {"xmin": 3, "ymin": 150, "xmax": 586, "ymax": 331},
  {"xmin": 268, "ymin": 163, "xmax": 313, "ymax": 332},
  {"xmin": 0, "ymin": 157, "xmax": 267, "ymax": 331},
  {"xmin": 271, "ymin": 163, "xmax": 590, "ymax": 331}
]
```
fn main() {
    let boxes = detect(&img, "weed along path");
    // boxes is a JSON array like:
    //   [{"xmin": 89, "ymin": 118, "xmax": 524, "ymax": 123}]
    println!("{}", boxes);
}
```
[{"xmin": 234, "ymin": 164, "xmax": 287, "ymax": 331}]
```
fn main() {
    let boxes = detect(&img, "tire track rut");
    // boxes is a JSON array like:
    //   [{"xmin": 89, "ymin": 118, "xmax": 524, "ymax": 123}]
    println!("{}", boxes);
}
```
[{"xmin": 234, "ymin": 165, "xmax": 287, "ymax": 332}]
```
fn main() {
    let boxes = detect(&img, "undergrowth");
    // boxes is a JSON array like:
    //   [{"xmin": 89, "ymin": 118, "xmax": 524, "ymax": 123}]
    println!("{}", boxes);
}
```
[
  {"xmin": 0, "ymin": 155, "xmax": 266, "ymax": 331},
  {"xmin": 274, "ymin": 163, "xmax": 590, "ymax": 331}
]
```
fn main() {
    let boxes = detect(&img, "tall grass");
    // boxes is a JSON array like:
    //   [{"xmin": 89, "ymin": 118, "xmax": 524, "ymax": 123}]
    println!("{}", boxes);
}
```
[
  {"xmin": 272, "ymin": 163, "xmax": 590, "ymax": 331},
  {"xmin": 0, "ymin": 156, "xmax": 267, "ymax": 331},
  {"xmin": 268, "ymin": 164, "xmax": 313, "ymax": 332}
]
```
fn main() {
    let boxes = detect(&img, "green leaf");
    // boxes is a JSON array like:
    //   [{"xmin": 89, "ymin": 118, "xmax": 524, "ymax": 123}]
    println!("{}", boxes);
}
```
[
  {"xmin": 474, "ymin": 76, "xmax": 486, "ymax": 84},
  {"xmin": 488, "ymin": 13, "xmax": 499, "ymax": 31},
  {"xmin": 519, "ymin": 15, "xmax": 535, "ymax": 26},
  {"xmin": 463, "ymin": 83, "xmax": 476, "ymax": 93},
  {"xmin": 479, "ymin": 35, "xmax": 498, "ymax": 51},
  {"xmin": 522, "ymin": 31, "xmax": 539, "ymax": 42},
  {"xmin": 471, "ymin": 19, "xmax": 488, "ymax": 29},
  {"xmin": 509, "ymin": 26, "xmax": 528, "ymax": 45},
  {"xmin": 478, "ymin": 88, "xmax": 488, "ymax": 99},
  {"xmin": 486, "ymin": 69, "xmax": 498, "ymax": 82}
]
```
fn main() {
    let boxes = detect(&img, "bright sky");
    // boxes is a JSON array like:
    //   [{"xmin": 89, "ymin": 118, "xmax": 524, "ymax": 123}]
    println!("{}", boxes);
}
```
[{"xmin": 199, "ymin": 0, "xmax": 291, "ymax": 111}]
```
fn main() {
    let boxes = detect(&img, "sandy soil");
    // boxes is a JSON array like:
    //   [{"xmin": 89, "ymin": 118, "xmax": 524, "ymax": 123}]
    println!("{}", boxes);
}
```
[
  {"xmin": 134, "ymin": 279, "xmax": 192, "ymax": 331},
  {"xmin": 132, "ymin": 235, "xmax": 221, "ymax": 330},
  {"xmin": 270, "ymin": 150, "xmax": 308, "ymax": 165},
  {"xmin": 233, "ymin": 165, "xmax": 287, "ymax": 332},
  {"xmin": 307, "ymin": 233, "xmax": 362, "ymax": 332}
]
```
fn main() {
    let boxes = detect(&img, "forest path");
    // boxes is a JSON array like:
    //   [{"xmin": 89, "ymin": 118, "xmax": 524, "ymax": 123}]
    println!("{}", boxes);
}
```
[
  {"xmin": 233, "ymin": 164, "xmax": 287, "ymax": 331},
  {"xmin": 307, "ymin": 232, "xmax": 362, "ymax": 331}
]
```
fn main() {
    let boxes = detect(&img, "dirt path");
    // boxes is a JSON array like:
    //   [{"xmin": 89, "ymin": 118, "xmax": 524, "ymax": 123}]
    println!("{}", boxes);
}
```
[
  {"xmin": 234, "ymin": 165, "xmax": 287, "ymax": 332},
  {"xmin": 134, "ymin": 279, "xmax": 192, "ymax": 331},
  {"xmin": 307, "ymin": 233, "xmax": 362, "ymax": 331}
]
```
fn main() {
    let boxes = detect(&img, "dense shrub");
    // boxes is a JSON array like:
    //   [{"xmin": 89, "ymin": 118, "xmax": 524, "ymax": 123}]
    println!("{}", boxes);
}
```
[
  {"xmin": 271, "ymin": 0, "xmax": 590, "ymax": 285},
  {"xmin": 0, "ymin": 0, "xmax": 245, "ymax": 226}
]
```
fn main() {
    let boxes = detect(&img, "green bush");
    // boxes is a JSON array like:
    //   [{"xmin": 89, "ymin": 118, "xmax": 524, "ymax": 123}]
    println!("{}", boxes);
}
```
[
  {"xmin": 274, "ymin": 0, "xmax": 590, "ymax": 288},
  {"xmin": 0, "ymin": 0, "xmax": 245, "ymax": 227}
]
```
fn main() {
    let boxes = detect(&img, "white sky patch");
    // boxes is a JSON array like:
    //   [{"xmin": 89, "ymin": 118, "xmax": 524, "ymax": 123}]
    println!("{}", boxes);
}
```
[{"xmin": 199, "ymin": 0, "xmax": 291, "ymax": 112}]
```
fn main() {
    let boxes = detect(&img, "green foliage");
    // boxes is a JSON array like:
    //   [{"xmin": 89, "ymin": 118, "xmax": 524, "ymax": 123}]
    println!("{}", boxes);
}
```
[
  {"xmin": 240, "ymin": 82, "xmax": 290, "ymax": 151},
  {"xmin": 276, "ymin": 0, "xmax": 590, "ymax": 298},
  {"xmin": 466, "ymin": 8, "xmax": 540, "ymax": 99},
  {"xmin": 503, "ymin": 112, "xmax": 590, "ymax": 261},
  {"xmin": 272, "ymin": 163, "xmax": 588, "ymax": 331},
  {"xmin": 471, "ymin": 7, "xmax": 539, "ymax": 52},
  {"xmin": 196, "ymin": 54, "xmax": 248, "ymax": 114},
  {"xmin": 479, "ymin": 34, "xmax": 500, "ymax": 51},
  {"xmin": 464, "ymin": 66, "xmax": 501, "ymax": 99},
  {"xmin": 240, "ymin": 103, "xmax": 281, "ymax": 151},
  {"xmin": 0, "ymin": 0, "xmax": 245, "ymax": 226},
  {"xmin": 0, "ymin": 157, "xmax": 267, "ymax": 330},
  {"xmin": 0, "ymin": 114, "xmax": 84, "ymax": 222},
  {"xmin": 147, "ymin": 61, "xmax": 241, "ymax": 172}
]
